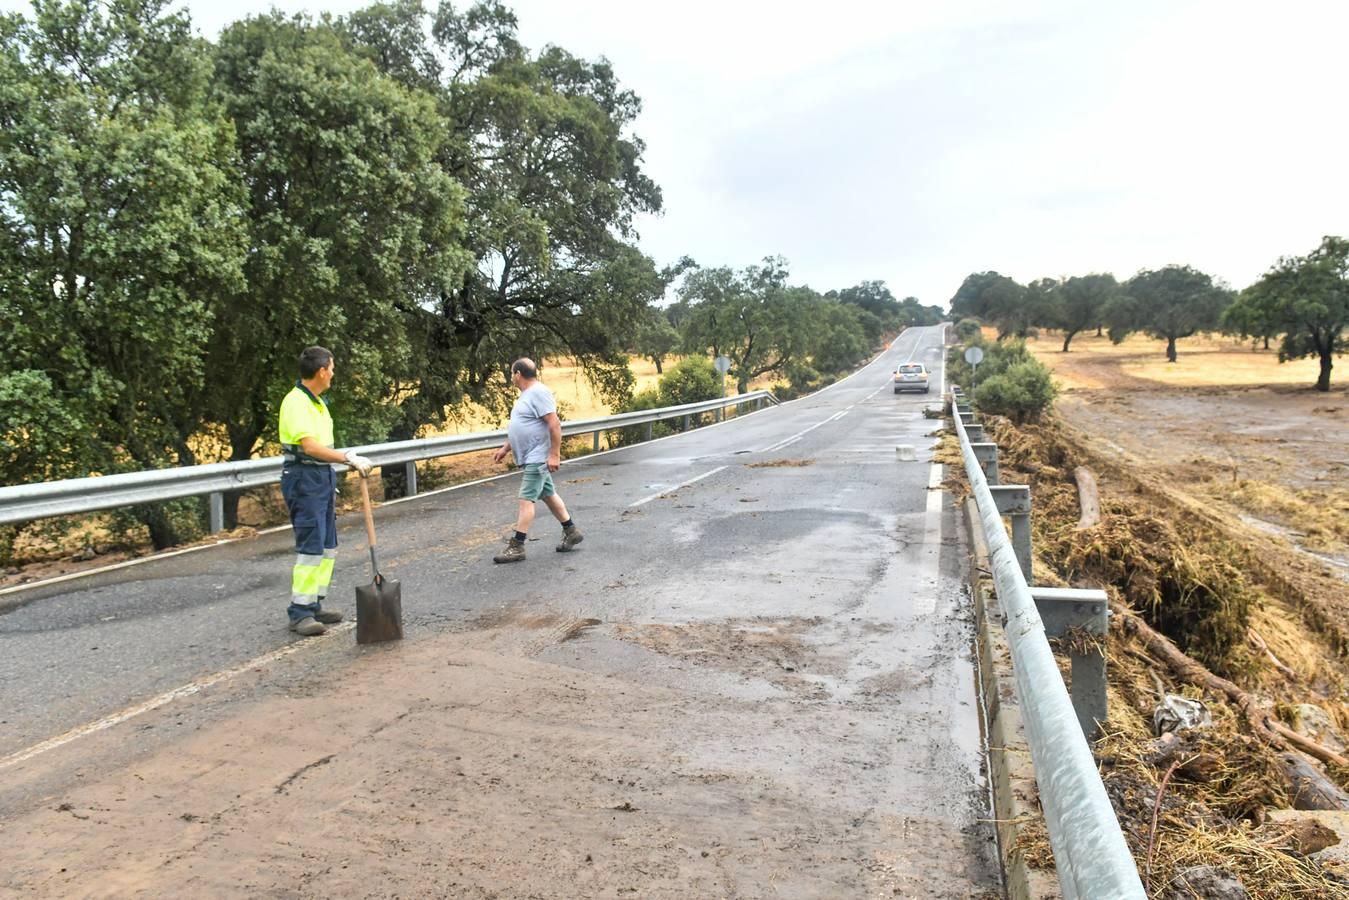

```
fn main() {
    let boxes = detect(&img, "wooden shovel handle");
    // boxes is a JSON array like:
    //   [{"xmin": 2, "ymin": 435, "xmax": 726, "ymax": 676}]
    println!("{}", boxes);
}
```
[{"xmin": 358, "ymin": 475, "xmax": 377, "ymax": 550}]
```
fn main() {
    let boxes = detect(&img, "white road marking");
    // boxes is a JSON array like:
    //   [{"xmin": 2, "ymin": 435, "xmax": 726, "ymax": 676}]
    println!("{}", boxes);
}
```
[
  {"xmin": 912, "ymin": 463, "xmax": 944, "ymax": 617},
  {"xmin": 628, "ymin": 466, "xmax": 728, "ymax": 507},
  {"xmin": 758, "ymin": 409, "xmax": 848, "ymax": 454},
  {"xmin": 0, "ymin": 621, "xmax": 357, "ymax": 772}
]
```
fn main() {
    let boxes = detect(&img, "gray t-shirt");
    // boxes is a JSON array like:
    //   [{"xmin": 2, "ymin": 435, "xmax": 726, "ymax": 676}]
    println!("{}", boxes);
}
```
[{"xmin": 507, "ymin": 383, "xmax": 557, "ymax": 466}]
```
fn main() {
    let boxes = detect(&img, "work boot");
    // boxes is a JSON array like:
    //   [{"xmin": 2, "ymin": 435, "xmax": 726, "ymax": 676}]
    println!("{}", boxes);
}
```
[
  {"xmin": 493, "ymin": 538, "xmax": 526, "ymax": 564},
  {"xmin": 290, "ymin": 616, "xmax": 326, "ymax": 637},
  {"xmin": 314, "ymin": 608, "xmax": 344, "ymax": 625},
  {"xmin": 556, "ymin": 525, "xmax": 584, "ymax": 552}
]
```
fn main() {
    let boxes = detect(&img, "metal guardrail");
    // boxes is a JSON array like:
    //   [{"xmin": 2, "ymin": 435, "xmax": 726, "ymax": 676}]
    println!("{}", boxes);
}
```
[
  {"xmin": 0, "ymin": 391, "xmax": 777, "ymax": 530},
  {"xmin": 951, "ymin": 385, "xmax": 1145, "ymax": 899}
]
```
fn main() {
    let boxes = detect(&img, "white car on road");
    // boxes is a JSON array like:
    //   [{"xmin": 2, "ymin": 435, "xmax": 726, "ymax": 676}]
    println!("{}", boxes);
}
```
[{"xmin": 893, "ymin": 363, "xmax": 930, "ymax": 394}]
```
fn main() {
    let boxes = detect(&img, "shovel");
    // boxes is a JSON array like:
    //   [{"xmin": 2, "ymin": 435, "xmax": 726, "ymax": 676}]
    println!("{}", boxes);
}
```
[{"xmin": 355, "ymin": 475, "xmax": 403, "ymax": 644}]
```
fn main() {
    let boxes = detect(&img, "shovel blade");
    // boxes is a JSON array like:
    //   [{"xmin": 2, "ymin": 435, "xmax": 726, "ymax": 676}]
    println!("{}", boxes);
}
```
[{"xmin": 356, "ymin": 577, "xmax": 403, "ymax": 644}]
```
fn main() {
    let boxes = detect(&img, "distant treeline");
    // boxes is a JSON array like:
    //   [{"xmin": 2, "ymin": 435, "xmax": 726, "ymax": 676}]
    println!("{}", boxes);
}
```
[
  {"xmin": 949, "ymin": 236, "xmax": 1346, "ymax": 391},
  {"xmin": 0, "ymin": 0, "xmax": 940, "ymax": 550}
]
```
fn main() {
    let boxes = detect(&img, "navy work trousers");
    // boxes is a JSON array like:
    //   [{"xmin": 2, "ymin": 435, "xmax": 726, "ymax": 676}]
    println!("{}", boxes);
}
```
[{"xmin": 281, "ymin": 464, "xmax": 337, "ymax": 622}]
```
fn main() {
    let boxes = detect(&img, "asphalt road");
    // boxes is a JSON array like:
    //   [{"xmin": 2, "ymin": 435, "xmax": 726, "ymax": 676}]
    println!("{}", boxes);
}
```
[{"xmin": 0, "ymin": 324, "xmax": 998, "ymax": 893}]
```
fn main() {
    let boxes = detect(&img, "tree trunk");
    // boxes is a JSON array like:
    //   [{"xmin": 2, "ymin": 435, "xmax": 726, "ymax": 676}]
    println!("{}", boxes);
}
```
[
  {"xmin": 737, "ymin": 377, "xmax": 748, "ymax": 394},
  {"xmin": 654, "ymin": 357, "xmax": 663, "ymax": 374},
  {"xmin": 223, "ymin": 425, "xmax": 262, "ymax": 530},
  {"xmin": 1062, "ymin": 330, "xmax": 1077, "ymax": 353},
  {"xmin": 141, "ymin": 503, "xmax": 182, "ymax": 550},
  {"xmin": 1262, "ymin": 335, "xmax": 1270, "ymax": 350},
  {"xmin": 380, "ymin": 421, "xmax": 417, "ymax": 499},
  {"xmin": 1166, "ymin": 335, "xmax": 1178, "ymax": 363},
  {"xmin": 1096, "ymin": 325, "xmax": 1104, "ymax": 337},
  {"xmin": 1318, "ymin": 348, "xmax": 1333, "ymax": 392}
]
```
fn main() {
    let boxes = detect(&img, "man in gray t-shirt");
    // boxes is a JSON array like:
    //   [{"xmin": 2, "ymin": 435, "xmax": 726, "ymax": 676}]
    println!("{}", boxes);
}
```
[{"xmin": 490, "ymin": 358, "xmax": 583, "ymax": 563}]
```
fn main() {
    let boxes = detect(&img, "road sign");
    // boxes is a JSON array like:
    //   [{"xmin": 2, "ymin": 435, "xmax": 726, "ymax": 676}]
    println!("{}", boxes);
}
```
[
  {"xmin": 713, "ymin": 355, "xmax": 731, "ymax": 374},
  {"xmin": 964, "ymin": 346, "xmax": 984, "ymax": 365}
]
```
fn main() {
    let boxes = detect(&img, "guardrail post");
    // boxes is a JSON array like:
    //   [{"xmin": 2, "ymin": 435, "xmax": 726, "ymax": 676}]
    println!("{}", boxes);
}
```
[
  {"xmin": 404, "ymin": 461, "xmax": 418, "ymax": 497},
  {"xmin": 1031, "ymin": 588, "xmax": 1110, "ymax": 741},
  {"xmin": 970, "ymin": 442, "xmax": 1000, "ymax": 485},
  {"xmin": 958, "ymin": 411, "xmax": 975, "ymax": 425},
  {"xmin": 683, "ymin": 414, "xmax": 691, "ymax": 431},
  {"xmin": 593, "ymin": 431, "xmax": 601, "ymax": 453},
  {"xmin": 989, "ymin": 485, "xmax": 1032, "ymax": 583},
  {"xmin": 208, "ymin": 491, "xmax": 224, "ymax": 534},
  {"xmin": 645, "ymin": 422, "xmax": 654, "ymax": 442},
  {"xmin": 965, "ymin": 423, "xmax": 985, "ymax": 441}
]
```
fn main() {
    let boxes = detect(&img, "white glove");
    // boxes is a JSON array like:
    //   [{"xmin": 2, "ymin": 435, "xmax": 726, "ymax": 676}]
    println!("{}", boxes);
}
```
[{"xmin": 344, "ymin": 451, "xmax": 373, "ymax": 477}]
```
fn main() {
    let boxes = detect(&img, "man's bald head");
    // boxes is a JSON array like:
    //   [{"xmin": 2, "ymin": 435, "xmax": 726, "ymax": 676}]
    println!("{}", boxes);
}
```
[{"xmin": 511, "ymin": 358, "xmax": 538, "ymax": 380}]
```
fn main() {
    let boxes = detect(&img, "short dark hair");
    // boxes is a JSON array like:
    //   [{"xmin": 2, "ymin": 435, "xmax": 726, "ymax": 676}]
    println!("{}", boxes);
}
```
[
  {"xmin": 511, "ymin": 358, "xmax": 537, "ymax": 379},
  {"xmin": 299, "ymin": 346, "xmax": 333, "ymax": 379}
]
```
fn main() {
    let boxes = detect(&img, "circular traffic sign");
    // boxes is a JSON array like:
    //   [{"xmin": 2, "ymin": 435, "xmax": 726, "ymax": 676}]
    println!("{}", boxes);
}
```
[
  {"xmin": 964, "ymin": 346, "xmax": 984, "ymax": 365},
  {"xmin": 713, "ymin": 355, "xmax": 731, "ymax": 374}
]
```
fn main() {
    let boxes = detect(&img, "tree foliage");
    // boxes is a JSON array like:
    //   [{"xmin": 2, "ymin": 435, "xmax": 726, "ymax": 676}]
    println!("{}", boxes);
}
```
[
  {"xmin": 678, "ymin": 258, "xmax": 814, "ymax": 393},
  {"xmin": 354, "ymin": 0, "xmax": 665, "ymax": 443},
  {"xmin": 1224, "ymin": 235, "xmax": 1347, "ymax": 391},
  {"xmin": 948, "ymin": 271, "xmax": 1042, "ymax": 339},
  {"xmin": 1108, "ymin": 266, "xmax": 1233, "ymax": 362},
  {"xmin": 1052, "ymin": 273, "xmax": 1119, "ymax": 352},
  {"xmin": 204, "ymin": 11, "xmax": 469, "ymax": 519},
  {"xmin": 633, "ymin": 308, "xmax": 680, "ymax": 374},
  {"xmin": 0, "ymin": 0, "xmax": 247, "ymax": 545}
]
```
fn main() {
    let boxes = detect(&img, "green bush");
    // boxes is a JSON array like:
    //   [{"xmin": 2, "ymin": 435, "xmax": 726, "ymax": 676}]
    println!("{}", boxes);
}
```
[
  {"xmin": 615, "ymin": 388, "xmax": 675, "ymax": 445},
  {"xmin": 947, "ymin": 336, "xmax": 1033, "ymax": 389},
  {"xmin": 954, "ymin": 317, "xmax": 983, "ymax": 342},
  {"xmin": 768, "ymin": 362, "xmax": 824, "ymax": 401},
  {"xmin": 657, "ymin": 356, "xmax": 722, "ymax": 407},
  {"xmin": 972, "ymin": 359, "xmax": 1058, "ymax": 423}
]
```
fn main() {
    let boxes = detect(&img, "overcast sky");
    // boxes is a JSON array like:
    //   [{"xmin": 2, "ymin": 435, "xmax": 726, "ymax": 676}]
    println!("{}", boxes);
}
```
[{"xmin": 6, "ymin": 0, "xmax": 1347, "ymax": 307}]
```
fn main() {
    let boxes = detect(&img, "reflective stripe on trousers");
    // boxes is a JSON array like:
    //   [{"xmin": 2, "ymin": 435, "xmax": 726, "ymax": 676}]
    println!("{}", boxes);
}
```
[{"xmin": 291, "ymin": 548, "xmax": 336, "ymax": 607}]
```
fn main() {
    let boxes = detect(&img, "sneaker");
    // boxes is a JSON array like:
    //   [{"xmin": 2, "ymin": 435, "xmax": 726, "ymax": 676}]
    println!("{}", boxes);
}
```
[
  {"xmin": 314, "ymin": 608, "xmax": 344, "ymax": 624},
  {"xmin": 493, "ymin": 538, "xmax": 526, "ymax": 564},
  {"xmin": 290, "ymin": 616, "xmax": 327, "ymax": 636},
  {"xmin": 556, "ymin": 526, "xmax": 584, "ymax": 553}
]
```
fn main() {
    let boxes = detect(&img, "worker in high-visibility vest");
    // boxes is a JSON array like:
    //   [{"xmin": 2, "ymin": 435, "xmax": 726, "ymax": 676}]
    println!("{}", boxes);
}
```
[{"xmin": 278, "ymin": 346, "xmax": 372, "ymax": 636}]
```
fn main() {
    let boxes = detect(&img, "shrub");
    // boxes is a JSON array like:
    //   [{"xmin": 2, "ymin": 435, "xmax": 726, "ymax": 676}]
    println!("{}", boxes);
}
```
[
  {"xmin": 615, "ymin": 388, "xmax": 675, "ymax": 445},
  {"xmin": 946, "ymin": 336, "xmax": 1032, "ymax": 389},
  {"xmin": 972, "ymin": 359, "xmax": 1058, "ymax": 423},
  {"xmin": 954, "ymin": 317, "xmax": 983, "ymax": 342},
  {"xmin": 657, "ymin": 356, "xmax": 721, "ymax": 407}
]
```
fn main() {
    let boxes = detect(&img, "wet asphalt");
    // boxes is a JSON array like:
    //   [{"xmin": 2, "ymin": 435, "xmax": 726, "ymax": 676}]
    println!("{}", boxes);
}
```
[{"xmin": 0, "ymin": 325, "xmax": 992, "ymax": 885}]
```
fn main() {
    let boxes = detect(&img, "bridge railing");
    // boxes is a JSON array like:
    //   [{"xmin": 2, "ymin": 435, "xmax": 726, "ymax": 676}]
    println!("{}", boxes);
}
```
[
  {"xmin": 950, "ymin": 384, "xmax": 1145, "ymax": 899},
  {"xmin": 0, "ymin": 391, "xmax": 777, "ymax": 532}
]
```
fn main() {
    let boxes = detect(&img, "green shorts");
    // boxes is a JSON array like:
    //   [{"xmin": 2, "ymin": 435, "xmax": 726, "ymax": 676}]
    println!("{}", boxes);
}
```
[{"xmin": 518, "ymin": 463, "xmax": 556, "ymax": 501}]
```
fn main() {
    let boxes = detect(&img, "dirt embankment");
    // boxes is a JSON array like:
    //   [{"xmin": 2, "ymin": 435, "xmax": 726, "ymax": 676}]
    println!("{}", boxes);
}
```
[{"xmin": 981, "ymin": 332, "xmax": 1349, "ymax": 896}]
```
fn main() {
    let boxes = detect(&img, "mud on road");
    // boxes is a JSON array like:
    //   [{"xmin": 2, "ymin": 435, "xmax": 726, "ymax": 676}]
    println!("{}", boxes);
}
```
[{"xmin": 2, "ymin": 606, "xmax": 999, "ymax": 899}]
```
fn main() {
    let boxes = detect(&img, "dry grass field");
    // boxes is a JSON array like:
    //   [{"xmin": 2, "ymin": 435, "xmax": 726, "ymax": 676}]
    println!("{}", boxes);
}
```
[
  {"xmin": 1026, "ymin": 330, "xmax": 1323, "ymax": 391},
  {"xmin": 1022, "ymin": 330, "xmax": 1347, "ymax": 562}
]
